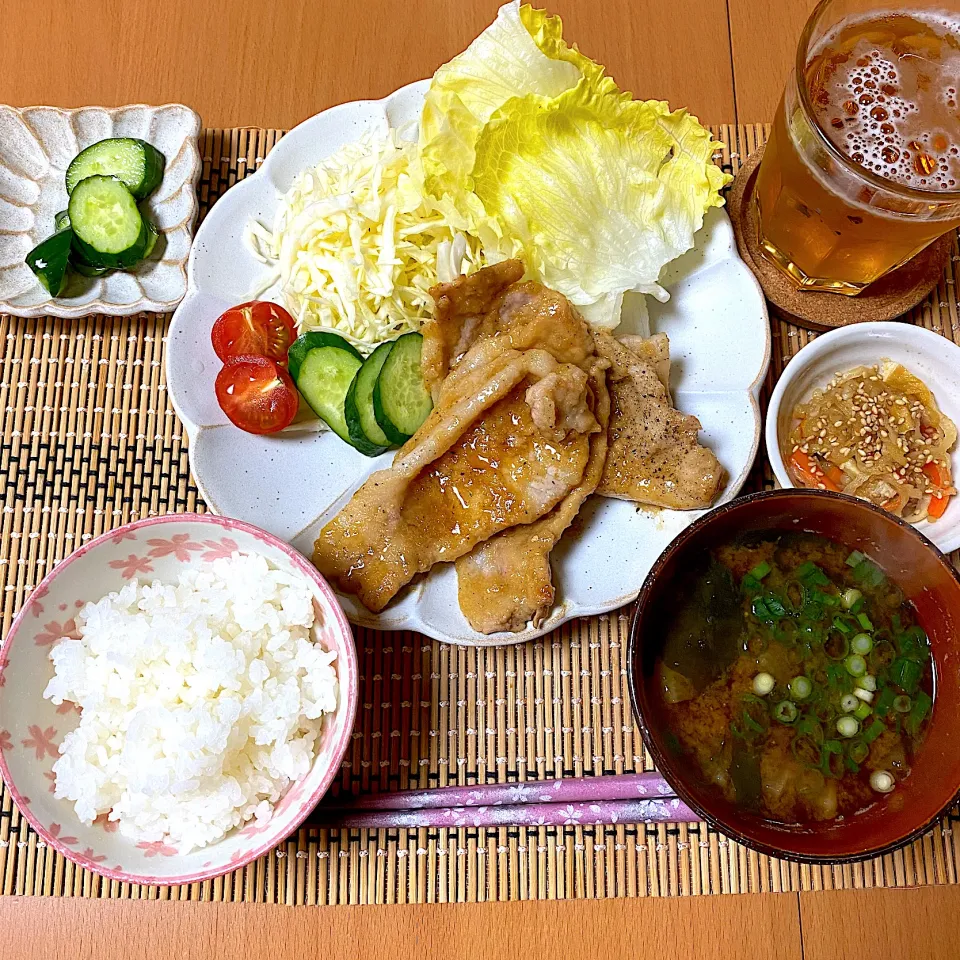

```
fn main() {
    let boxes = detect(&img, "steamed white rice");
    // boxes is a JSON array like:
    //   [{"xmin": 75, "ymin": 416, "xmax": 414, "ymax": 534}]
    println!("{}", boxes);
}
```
[{"xmin": 42, "ymin": 552, "xmax": 339, "ymax": 854}]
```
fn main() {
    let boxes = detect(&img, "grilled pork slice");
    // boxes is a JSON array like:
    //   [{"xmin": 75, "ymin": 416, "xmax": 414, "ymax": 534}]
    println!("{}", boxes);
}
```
[{"xmin": 594, "ymin": 331, "xmax": 723, "ymax": 510}]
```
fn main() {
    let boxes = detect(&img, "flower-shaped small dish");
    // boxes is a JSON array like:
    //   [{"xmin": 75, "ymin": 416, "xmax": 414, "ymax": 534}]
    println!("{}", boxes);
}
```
[
  {"xmin": 766, "ymin": 323, "xmax": 960, "ymax": 553},
  {"xmin": 0, "ymin": 514, "xmax": 358, "ymax": 885},
  {"xmin": 0, "ymin": 103, "xmax": 201, "ymax": 318}
]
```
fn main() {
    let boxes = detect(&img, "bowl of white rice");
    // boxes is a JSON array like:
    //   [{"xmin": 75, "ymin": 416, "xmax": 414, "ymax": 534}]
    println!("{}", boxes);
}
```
[{"xmin": 0, "ymin": 513, "xmax": 358, "ymax": 884}]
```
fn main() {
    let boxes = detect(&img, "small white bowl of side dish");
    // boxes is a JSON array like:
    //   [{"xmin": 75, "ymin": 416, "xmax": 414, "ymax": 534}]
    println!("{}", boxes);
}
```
[
  {"xmin": 0, "ymin": 514, "xmax": 358, "ymax": 885},
  {"xmin": 0, "ymin": 103, "xmax": 201, "ymax": 317},
  {"xmin": 767, "ymin": 322, "xmax": 960, "ymax": 554}
]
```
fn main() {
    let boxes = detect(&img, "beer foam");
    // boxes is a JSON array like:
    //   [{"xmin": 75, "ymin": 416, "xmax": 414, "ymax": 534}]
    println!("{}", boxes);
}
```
[{"xmin": 809, "ymin": 10, "xmax": 960, "ymax": 191}]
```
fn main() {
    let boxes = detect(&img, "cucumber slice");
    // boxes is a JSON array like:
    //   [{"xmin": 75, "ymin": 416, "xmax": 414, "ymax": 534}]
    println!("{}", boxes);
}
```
[
  {"xmin": 72, "ymin": 260, "xmax": 112, "ymax": 278},
  {"xmin": 66, "ymin": 138, "xmax": 165, "ymax": 199},
  {"xmin": 68, "ymin": 176, "xmax": 148, "ymax": 269},
  {"xmin": 143, "ymin": 218, "xmax": 159, "ymax": 259},
  {"xmin": 69, "ymin": 241, "xmax": 110, "ymax": 273},
  {"xmin": 373, "ymin": 333, "xmax": 433, "ymax": 443},
  {"xmin": 54, "ymin": 209, "xmax": 70, "ymax": 232},
  {"xmin": 344, "ymin": 341, "xmax": 394, "ymax": 456},
  {"xmin": 288, "ymin": 332, "xmax": 365, "ymax": 446},
  {"xmin": 25, "ymin": 230, "xmax": 73, "ymax": 296},
  {"xmin": 287, "ymin": 331, "xmax": 363, "ymax": 380}
]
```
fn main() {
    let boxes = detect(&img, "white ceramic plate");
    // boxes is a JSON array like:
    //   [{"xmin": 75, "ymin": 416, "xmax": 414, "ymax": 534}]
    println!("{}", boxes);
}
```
[
  {"xmin": 767, "ymin": 322, "xmax": 960, "ymax": 554},
  {"xmin": 0, "ymin": 103, "xmax": 201, "ymax": 317},
  {"xmin": 167, "ymin": 80, "xmax": 771, "ymax": 646}
]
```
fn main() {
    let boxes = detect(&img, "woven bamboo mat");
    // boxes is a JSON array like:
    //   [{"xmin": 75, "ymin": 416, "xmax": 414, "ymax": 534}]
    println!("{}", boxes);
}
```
[{"xmin": 1, "ymin": 123, "xmax": 959, "ymax": 903}]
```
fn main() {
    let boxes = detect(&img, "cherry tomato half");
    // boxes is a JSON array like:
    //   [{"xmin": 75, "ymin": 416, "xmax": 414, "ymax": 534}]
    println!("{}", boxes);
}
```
[
  {"xmin": 211, "ymin": 300, "xmax": 296, "ymax": 363},
  {"xmin": 215, "ymin": 356, "xmax": 300, "ymax": 435}
]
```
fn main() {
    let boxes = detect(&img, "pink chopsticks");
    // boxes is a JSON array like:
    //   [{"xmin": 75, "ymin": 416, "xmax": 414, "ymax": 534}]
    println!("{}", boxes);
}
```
[{"xmin": 314, "ymin": 773, "xmax": 699, "ymax": 828}]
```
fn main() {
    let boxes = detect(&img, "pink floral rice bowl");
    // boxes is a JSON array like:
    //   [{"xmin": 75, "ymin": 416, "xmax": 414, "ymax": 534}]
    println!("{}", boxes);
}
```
[{"xmin": 0, "ymin": 513, "xmax": 358, "ymax": 884}]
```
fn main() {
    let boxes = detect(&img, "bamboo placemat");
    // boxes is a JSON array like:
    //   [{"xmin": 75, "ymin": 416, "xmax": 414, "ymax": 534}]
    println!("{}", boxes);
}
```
[{"xmin": 1, "ymin": 124, "xmax": 959, "ymax": 903}]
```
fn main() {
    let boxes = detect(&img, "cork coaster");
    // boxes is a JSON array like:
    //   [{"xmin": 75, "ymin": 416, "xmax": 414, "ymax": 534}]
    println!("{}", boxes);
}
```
[{"xmin": 728, "ymin": 147, "xmax": 953, "ymax": 331}]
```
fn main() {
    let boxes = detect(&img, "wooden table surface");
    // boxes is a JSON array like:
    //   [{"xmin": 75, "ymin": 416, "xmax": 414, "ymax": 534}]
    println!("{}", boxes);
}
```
[{"xmin": 3, "ymin": 0, "xmax": 958, "ymax": 956}]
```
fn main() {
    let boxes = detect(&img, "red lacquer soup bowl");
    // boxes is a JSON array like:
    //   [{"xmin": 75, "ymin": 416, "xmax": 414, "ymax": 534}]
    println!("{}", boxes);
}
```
[{"xmin": 628, "ymin": 489, "xmax": 960, "ymax": 863}]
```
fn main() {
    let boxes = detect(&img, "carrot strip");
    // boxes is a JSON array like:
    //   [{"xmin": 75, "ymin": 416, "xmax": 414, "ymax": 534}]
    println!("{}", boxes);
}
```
[
  {"xmin": 922, "ymin": 462, "xmax": 954, "ymax": 519},
  {"xmin": 822, "ymin": 462, "xmax": 845, "ymax": 487},
  {"xmin": 923, "ymin": 461, "xmax": 946, "ymax": 487},
  {"xmin": 790, "ymin": 451, "xmax": 841, "ymax": 492},
  {"xmin": 928, "ymin": 493, "xmax": 950, "ymax": 519}
]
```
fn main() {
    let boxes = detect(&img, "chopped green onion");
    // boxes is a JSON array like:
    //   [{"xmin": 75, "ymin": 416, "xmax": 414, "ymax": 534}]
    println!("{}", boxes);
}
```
[
  {"xmin": 846, "ymin": 550, "xmax": 865, "ymax": 568},
  {"xmin": 796, "ymin": 716, "xmax": 824, "ymax": 740},
  {"xmin": 841, "ymin": 588, "xmax": 862, "ymax": 610},
  {"xmin": 752, "ymin": 597, "xmax": 771, "ymax": 619},
  {"xmin": 841, "ymin": 694, "xmax": 859, "ymax": 713},
  {"xmin": 891, "ymin": 658, "xmax": 923, "ymax": 694},
  {"xmin": 766, "ymin": 595, "xmax": 788, "ymax": 618},
  {"xmin": 837, "ymin": 716, "xmax": 860, "ymax": 738},
  {"xmin": 832, "ymin": 616, "xmax": 853, "ymax": 635},
  {"xmin": 741, "ymin": 573, "xmax": 761, "ymax": 596},
  {"xmin": 749, "ymin": 561, "xmax": 771, "ymax": 580},
  {"xmin": 784, "ymin": 579, "xmax": 807, "ymax": 612},
  {"xmin": 874, "ymin": 686, "xmax": 896, "ymax": 717},
  {"xmin": 742, "ymin": 710, "xmax": 765, "ymax": 734},
  {"xmin": 851, "ymin": 633, "xmax": 873, "ymax": 655},
  {"xmin": 857, "ymin": 674, "xmax": 877, "ymax": 692},
  {"xmin": 825, "ymin": 629, "xmax": 850, "ymax": 660},
  {"xmin": 897, "ymin": 626, "xmax": 931, "ymax": 663},
  {"xmin": 826, "ymin": 662, "xmax": 847, "ymax": 691},
  {"xmin": 752, "ymin": 672, "xmax": 776, "ymax": 696},
  {"xmin": 790, "ymin": 676, "xmax": 813, "ymax": 700},
  {"xmin": 796, "ymin": 561, "xmax": 830, "ymax": 587},
  {"xmin": 854, "ymin": 687, "xmax": 873, "ymax": 704},
  {"xmin": 821, "ymin": 740, "xmax": 845, "ymax": 778},
  {"xmin": 845, "ymin": 654, "xmax": 867, "ymax": 677},
  {"xmin": 853, "ymin": 558, "xmax": 886, "ymax": 588},
  {"xmin": 848, "ymin": 740, "xmax": 870, "ymax": 765},
  {"xmin": 741, "ymin": 694, "xmax": 770, "ymax": 735},
  {"xmin": 906, "ymin": 690, "xmax": 932, "ymax": 737},
  {"xmin": 774, "ymin": 700, "xmax": 799, "ymax": 724},
  {"xmin": 853, "ymin": 701, "xmax": 873, "ymax": 721},
  {"xmin": 870, "ymin": 770, "xmax": 895, "ymax": 794},
  {"xmin": 869, "ymin": 639, "xmax": 896, "ymax": 672},
  {"xmin": 893, "ymin": 695, "xmax": 912, "ymax": 714},
  {"xmin": 857, "ymin": 612, "xmax": 874, "ymax": 631},
  {"xmin": 863, "ymin": 719, "xmax": 886, "ymax": 743}
]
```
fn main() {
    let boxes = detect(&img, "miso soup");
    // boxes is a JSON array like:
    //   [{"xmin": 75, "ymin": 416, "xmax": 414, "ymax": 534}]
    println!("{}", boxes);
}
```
[{"xmin": 654, "ymin": 532, "xmax": 933, "ymax": 823}]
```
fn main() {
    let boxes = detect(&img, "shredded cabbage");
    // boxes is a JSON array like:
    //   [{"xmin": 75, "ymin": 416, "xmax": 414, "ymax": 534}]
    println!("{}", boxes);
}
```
[{"xmin": 245, "ymin": 126, "xmax": 483, "ymax": 349}]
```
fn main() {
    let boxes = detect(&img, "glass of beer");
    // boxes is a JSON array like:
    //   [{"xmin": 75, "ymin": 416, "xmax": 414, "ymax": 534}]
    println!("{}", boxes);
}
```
[{"xmin": 755, "ymin": 0, "xmax": 960, "ymax": 295}]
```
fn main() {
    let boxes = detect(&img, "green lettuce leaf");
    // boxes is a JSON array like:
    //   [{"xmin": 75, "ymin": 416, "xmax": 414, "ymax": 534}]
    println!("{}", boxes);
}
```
[
  {"xmin": 473, "ymin": 83, "xmax": 729, "ymax": 325},
  {"xmin": 418, "ymin": 1, "xmax": 580, "ymax": 204},
  {"xmin": 518, "ymin": 2, "xmax": 614, "ymax": 92},
  {"xmin": 419, "ymin": 1, "xmax": 730, "ymax": 328}
]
